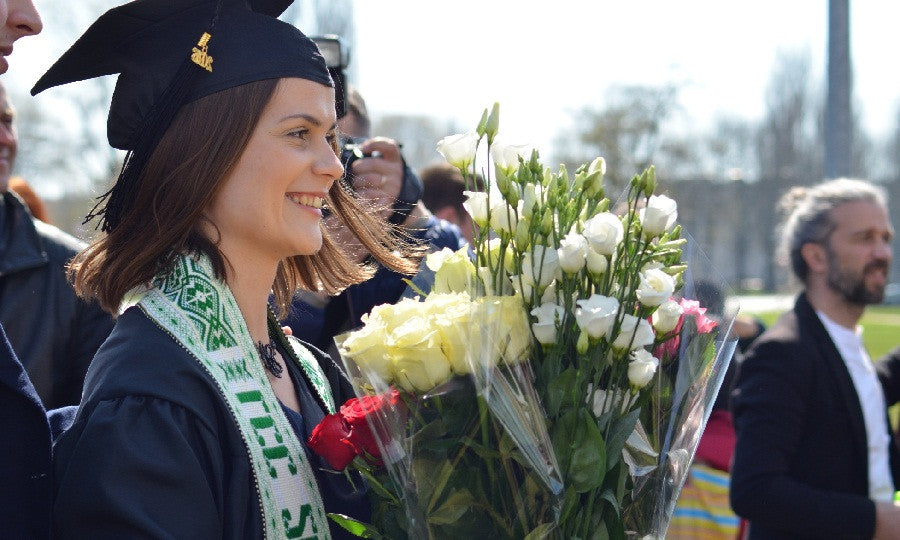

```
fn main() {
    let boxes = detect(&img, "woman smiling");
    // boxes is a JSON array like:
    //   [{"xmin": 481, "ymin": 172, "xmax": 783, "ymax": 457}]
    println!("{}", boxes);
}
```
[{"xmin": 33, "ymin": 0, "xmax": 416, "ymax": 538}]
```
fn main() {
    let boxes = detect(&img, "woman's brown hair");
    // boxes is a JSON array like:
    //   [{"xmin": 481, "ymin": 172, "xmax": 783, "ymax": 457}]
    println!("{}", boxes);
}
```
[{"xmin": 70, "ymin": 78, "xmax": 419, "ymax": 316}]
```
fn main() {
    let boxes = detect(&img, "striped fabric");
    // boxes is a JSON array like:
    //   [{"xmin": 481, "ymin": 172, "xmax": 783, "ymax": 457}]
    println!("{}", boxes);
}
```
[{"xmin": 668, "ymin": 464, "xmax": 740, "ymax": 540}]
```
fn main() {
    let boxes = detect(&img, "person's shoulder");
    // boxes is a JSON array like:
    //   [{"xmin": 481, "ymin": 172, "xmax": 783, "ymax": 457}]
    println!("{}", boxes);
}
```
[
  {"xmin": 423, "ymin": 216, "xmax": 466, "ymax": 250},
  {"xmin": 82, "ymin": 306, "xmax": 224, "ymax": 419},
  {"xmin": 31, "ymin": 219, "xmax": 86, "ymax": 262}
]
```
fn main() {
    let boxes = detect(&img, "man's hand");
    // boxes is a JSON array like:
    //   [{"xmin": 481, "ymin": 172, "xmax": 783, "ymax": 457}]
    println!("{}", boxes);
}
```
[
  {"xmin": 873, "ymin": 501, "xmax": 900, "ymax": 539},
  {"xmin": 349, "ymin": 137, "xmax": 404, "ymax": 221}
]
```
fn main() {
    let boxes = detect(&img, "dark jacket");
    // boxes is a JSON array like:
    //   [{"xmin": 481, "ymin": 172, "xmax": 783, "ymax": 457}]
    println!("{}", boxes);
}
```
[
  {"xmin": 0, "ymin": 191, "xmax": 114, "ymax": 408},
  {"xmin": 0, "ymin": 322, "xmax": 76, "ymax": 539},
  {"xmin": 876, "ymin": 345, "xmax": 900, "ymax": 407},
  {"xmin": 53, "ymin": 306, "xmax": 367, "ymax": 539},
  {"xmin": 730, "ymin": 293, "xmax": 900, "ymax": 539}
]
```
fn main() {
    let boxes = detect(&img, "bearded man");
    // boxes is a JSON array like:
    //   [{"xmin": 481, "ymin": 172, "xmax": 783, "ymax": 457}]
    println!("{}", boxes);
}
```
[{"xmin": 730, "ymin": 178, "xmax": 900, "ymax": 539}]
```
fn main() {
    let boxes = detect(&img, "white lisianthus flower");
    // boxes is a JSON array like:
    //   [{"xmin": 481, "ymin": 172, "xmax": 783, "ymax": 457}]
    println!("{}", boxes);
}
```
[
  {"xmin": 522, "ymin": 245, "xmax": 560, "ymax": 288},
  {"xmin": 582, "ymin": 212, "xmax": 624, "ymax": 256},
  {"xmin": 436, "ymin": 131, "xmax": 479, "ymax": 170},
  {"xmin": 612, "ymin": 315, "xmax": 656, "ymax": 350},
  {"xmin": 510, "ymin": 274, "xmax": 533, "ymax": 300},
  {"xmin": 490, "ymin": 135, "xmax": 532, "ymax": 173},
  {"xmin": 628, "ymin": 349, "xmax": 659, "ymax": 388},
  {"xmin": 639, "ymin": 194, "xmax": 678, "ymax": 237},
  {"xmin": 585, "ymin": 248, "xmax": 608, "ymax": 276},
  {"xmin": 489, "ymin": 200, "xmax": 521, "ymax": 233},
  {"xmin": 540, "ymin": 280, "xmax": 559, "ymax": 305},
  {"xmin": 462, "ymin": 191, "xmax": 489, "ymax": 226},
  {"xmin": 522, "ymin": 183, "xmax": 543, "ymax": 218},
  {"xmin": 588, "ymin": 385, "xmax": 637, "ymax": 416},
  {"xmin": 574, "ymin": 294, "xmax": 619, "ymax": 339},
  {"xmin": 651, "ymin": 299, "xmax": 683, "ymax": 333},
  {"xmin": 635, "ymin": 268, "xmax": 676, "ymax": 307},
  {"xmin": 557, "ymin": 233, "xmax": 588, "ymax": 274},
  {"xmin": 530, "ymin": 302, "xmax": 564, "ymax": 345}
]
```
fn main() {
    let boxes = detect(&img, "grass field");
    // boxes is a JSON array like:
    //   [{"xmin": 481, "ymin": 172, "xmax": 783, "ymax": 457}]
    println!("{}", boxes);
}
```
[{"xmin": 745, "ymin": 304, "xmax": 900, "ymax": 360}]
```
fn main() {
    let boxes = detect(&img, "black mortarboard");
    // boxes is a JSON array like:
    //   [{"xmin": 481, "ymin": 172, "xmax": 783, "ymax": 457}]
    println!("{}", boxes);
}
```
[{"xmin": 31, "ymin": 0, "xmax": 333, "ymax": 232}]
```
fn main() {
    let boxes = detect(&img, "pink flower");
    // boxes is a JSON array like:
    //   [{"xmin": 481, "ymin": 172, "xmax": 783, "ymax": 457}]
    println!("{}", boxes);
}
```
[{"xmin": 679, "ymin": 298, "xmax": 718, "ymax": 333}]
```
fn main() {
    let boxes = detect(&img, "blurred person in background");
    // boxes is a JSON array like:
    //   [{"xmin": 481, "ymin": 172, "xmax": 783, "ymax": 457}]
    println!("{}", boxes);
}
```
[
  {"xmin": 0, "ymin": 79, "xmax": 114, "ymax": 409},
  {"xmin": 0, "ymin": 2, "xmax": 77, "ymax": 538},
  {"xmin": 283, "ymin": 84, "xmax": 465, "ymax": 355},
  {"xmin": 420, "ymin": 160, "xmax": 484, "ymax": 245},
  {"xmin": 730, "ymin": 178, "xmax": 900, "ymax": 539},
  {"xmin": 9, "ymin": 175, "xmax": 51, "ymax": 222}
]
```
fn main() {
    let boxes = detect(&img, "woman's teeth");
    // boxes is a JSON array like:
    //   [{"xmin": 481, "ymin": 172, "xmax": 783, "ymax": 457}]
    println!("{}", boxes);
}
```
[{"xmin": 288, "ymin": 194, "xmax": 323, "ymax": 208}]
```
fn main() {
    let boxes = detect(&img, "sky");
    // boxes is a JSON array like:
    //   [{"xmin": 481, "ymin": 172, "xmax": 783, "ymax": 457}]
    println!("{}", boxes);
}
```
[
  {"xmin": 348, "ymin": 1, "xmax": 899, "ymax": 154},
  {"xmin": 3, "ymin": 0, "xmax": 899, "ymax": 194}
]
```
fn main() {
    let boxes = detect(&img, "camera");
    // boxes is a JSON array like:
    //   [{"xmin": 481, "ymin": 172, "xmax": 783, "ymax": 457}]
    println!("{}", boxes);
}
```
[{"xmin": 310, "ymin": 34, "xmax": 349, "ymax": 119}]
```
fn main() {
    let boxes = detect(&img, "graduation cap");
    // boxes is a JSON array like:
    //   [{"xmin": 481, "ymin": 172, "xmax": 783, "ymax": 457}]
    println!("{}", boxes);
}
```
[{"xmin": 31, "ymin": 0, "xmax": 333, "ymax": 232}]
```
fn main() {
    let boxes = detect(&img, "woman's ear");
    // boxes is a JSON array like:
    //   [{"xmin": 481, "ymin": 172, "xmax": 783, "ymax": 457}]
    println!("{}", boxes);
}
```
[{"xmin": 800, "ymin": 242, "xmax": 828, "ymax": 274}]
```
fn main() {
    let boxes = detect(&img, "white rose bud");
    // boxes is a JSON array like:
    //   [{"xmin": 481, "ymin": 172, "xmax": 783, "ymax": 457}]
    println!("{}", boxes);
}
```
[
  {"xmin": 436, "ymin": 131, "xmax": 479, "ymax": 170},
  {"xmin": 462, "ymin": 191, "xmax": 489, "ymax": 226},
  {"xmin": 639, "ymin": 194, "xmax": 678, "ymax": 238},
  {"xmin": 522, "ymin": 245, "xmax": 560, "ymax": 288},
  {"xmin": 628, "ymin": 349, "xmax": 659, "ymax": 388},
  {"xmin": 557, "ymin": 233, "xmax": 588, "ymax": 274},
  {"xmin": 651, "ymin": 299, "xmax": 683, "ymax": 334},
  {"xmin": 635, "ymin": 268, "xmax": 676, "ymax": 307},
  {"xmin": 612, "ymin": 315, "xmax": 656, "ymax": 350},
  {"xmin": 582, "ymin": 212, "xmax": 624, "ymax": 256},
  {"xmin": 585, "ymin": 248, "xmax": 608, "ymax": 276},
  {"xmin": 575, "ymin": 294, "xmax": 619, "ymax": 339},
  {"xmin": 531, "ymin": 302, "xmax": 564, "ymax": 345}
]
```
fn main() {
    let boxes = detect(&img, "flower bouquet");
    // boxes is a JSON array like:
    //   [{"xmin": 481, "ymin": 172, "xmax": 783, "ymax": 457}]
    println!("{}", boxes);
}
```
[{"xmin": 310, "ymin": 104, "xmax": 738, "ymax": 539}]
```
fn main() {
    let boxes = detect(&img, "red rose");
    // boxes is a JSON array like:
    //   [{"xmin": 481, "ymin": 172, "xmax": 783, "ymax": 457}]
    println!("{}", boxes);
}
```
[
  {"xmin": 679, "ymin": 298, "xmax": 718, "ymax": 334},
  {"xmin": 339, "ymin": 389, "xmax": 402, "ymax": 463},
  {"xmin": 307, "ymin": 413, "xmax": 357, "ymax": 471}
]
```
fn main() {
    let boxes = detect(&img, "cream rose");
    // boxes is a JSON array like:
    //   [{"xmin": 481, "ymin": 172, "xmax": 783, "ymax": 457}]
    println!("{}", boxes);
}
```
[
  {"xmin": 387, "ymin": 317, "xmax": 452, "ymax": 393},
  {"xmin": 426, "ymin": 247, "xmax": 476, "ymax": 294},
  {"xmin": 635, "ymin": 268, "xmax": 676, "ymax": 307},
  {"xmin": 340, "ymin": 317, "xmax": 392, "ymax": 382},
  {"xmin": 582, "ymin": 212, "xmax": 624, "ymax": 256}
]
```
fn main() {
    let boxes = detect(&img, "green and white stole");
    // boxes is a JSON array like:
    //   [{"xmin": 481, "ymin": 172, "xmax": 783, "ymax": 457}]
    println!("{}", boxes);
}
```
[{"xmin": 138, "ymin": 254, "xmax": 335, "ymax": 539}]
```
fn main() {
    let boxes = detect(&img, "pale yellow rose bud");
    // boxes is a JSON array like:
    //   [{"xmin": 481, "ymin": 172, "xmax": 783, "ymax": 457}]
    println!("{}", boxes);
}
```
[{"xmin": 576, "ymin": 330, "xmax": 590, "ymax": 354}]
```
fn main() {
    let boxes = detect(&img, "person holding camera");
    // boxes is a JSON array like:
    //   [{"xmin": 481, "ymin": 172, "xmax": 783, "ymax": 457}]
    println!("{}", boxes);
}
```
[{"xmin": 283, "ymin": 85, "xmax": 466, "ymax": 355}]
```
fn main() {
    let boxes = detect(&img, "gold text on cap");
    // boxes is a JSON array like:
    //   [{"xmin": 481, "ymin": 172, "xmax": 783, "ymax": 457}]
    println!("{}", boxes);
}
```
[{"xmin": 191, "ymin": 32, "xmax": 213, "ymax": 72}]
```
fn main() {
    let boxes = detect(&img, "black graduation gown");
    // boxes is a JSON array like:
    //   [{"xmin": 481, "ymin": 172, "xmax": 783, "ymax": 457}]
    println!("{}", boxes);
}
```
[{"xmin": 53, "ymin": 306, "xmax": 369, "ymax": 539}]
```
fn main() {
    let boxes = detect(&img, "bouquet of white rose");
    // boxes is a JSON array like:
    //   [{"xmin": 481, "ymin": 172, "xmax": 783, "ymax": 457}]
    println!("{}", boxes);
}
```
[{"xmin": 315, "ymin": 104, "xmax": 737, "ymax": 539}]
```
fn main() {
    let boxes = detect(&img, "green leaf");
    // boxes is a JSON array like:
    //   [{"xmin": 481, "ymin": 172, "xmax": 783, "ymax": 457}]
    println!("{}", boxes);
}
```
[
  {"xmin": 550, "ymin": 409, "xmax": 579, "ymax": 474},
  {"xmin": 428, "ymin": 488, "xmax": 475, "ymax": 525},
  {"xmin": 604, "ymin": 409, "xmax": 640, "ymax": 471},
  {"xmin": 559, "ymin": 488, "xmax": 580, "ymax": 524},
  {"xmin": 327, "ymin": 514, "xmax": 383, "ymax": 539},
  {"xmin": 546, "ymin": 368, "xmax": 580, "ymax": 417},
  {"xmin": 569, "ymin": 413, "xmax": 607, "ymax": 493},
  {"xmin": 524, "ymin": 522, "xmax": 557, "ymax": 540}
]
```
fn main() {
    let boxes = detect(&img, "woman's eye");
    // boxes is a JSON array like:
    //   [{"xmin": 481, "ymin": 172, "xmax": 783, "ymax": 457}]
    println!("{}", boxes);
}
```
[{"xmin": 289, "ymin": 128, "xmax": 309, "ymax": 140}]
